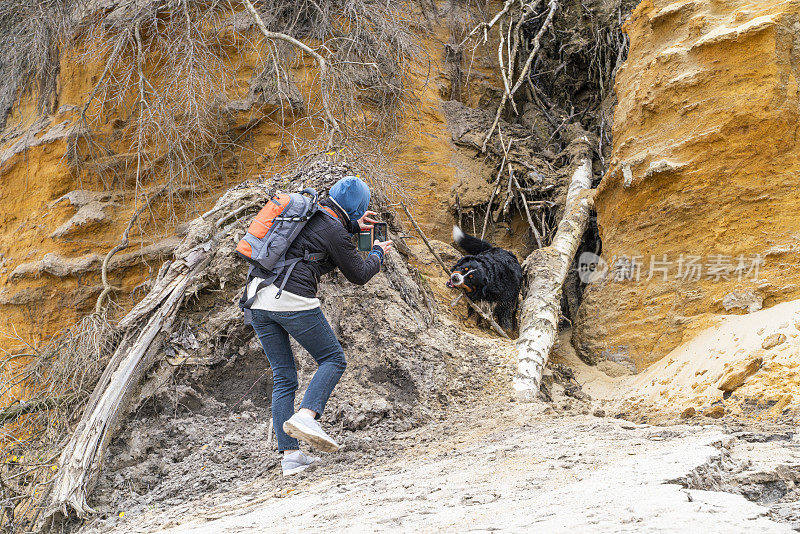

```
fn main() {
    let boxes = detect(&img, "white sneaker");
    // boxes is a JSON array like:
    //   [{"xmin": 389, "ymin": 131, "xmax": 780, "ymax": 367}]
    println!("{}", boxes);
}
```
[
  {"xmin": 283, "ymin": 412, "xmax": 340, "ymax": 452},
  {"xmin": 281, "ymin": 451, "xmax": 320, "ymax": 476}
]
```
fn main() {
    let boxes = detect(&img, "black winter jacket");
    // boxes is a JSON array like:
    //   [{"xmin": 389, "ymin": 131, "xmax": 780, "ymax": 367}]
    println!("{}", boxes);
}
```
[{"xmin": 267, "ymin": 198, "xmax": 382, "ymax": 298}]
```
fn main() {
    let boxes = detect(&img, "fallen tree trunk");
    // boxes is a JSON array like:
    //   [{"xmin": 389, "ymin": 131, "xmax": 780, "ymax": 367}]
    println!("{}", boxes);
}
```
[
  {"xmin": 514, "ymin": 140, "xmax": 594, "ymax": 401},
  {"xmin": 43, "ymin": 242, "xmax": 215, "ymax": 524}
]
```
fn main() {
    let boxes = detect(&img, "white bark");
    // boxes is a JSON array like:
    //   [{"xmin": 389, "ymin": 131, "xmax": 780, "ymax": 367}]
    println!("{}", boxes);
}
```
[{"xmin": 514, "ymin": 148, "xmax": 594, "ymax": 401}]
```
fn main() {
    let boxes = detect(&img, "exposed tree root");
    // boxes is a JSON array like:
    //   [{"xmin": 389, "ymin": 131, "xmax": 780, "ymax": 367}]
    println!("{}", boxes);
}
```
[
  {"xmin": 0, "ymin": 396, "xmax": 76, "ymax": 425},
  {"xmin": 241, "ymin": 0, "xmax": 340, "ymax": 148},
  {"xmin": 94, "ymin": 184, "xmax": 169, "ymax": 315},
  {"xmin": 481, "ymin": 0, "xmax": 559, "ymax": 152}
]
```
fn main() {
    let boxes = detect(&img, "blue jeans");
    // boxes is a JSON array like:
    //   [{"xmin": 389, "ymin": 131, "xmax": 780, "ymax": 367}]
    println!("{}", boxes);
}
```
[{"xmin": 251, "ymin": 308, "xmax": 347, "ymax": 451}]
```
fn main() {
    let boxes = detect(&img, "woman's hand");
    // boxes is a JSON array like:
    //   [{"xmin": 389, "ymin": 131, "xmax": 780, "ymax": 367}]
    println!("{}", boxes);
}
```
[
  {"xmin": 374, "ymin": 240, "xmax": 394, "ymax": 254},
  {"xmin": 358, "ymin": 210, "xmax": 379, "ymax": 231}
]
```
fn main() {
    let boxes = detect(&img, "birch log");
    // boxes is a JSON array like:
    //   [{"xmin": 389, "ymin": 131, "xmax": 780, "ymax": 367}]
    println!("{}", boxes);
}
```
[
  {"xmin": 514, "ymin": 144, "xmax": 594, "ymax": 401},
  {"xmin": 44, "ymin": 245, "xmax": 212, "ymax": 523}
]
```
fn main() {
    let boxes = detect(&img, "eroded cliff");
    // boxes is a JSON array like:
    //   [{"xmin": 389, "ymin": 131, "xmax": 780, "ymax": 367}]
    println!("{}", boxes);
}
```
[
  {"xmin": 0, "ymin": 2, "xmax": 498, "ymax": 360},
  {"xmin": 576, "ymin": 0, "xmax": 800, "ymax": 372}
]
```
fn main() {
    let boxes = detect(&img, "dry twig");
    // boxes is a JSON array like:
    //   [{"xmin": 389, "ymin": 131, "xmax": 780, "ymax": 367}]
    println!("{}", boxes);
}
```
[
  {"xmin": 241, "ymin": 0, "xmax": 340, "ymax": 148},
  {"xmin": 482, "ymin": 0, "xmax": 558, "ymax": 151}
]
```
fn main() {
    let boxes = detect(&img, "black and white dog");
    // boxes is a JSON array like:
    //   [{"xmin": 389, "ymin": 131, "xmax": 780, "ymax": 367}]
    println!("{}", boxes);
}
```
[{"xmin": 447, "ymin": 226, "xmax": 523, "ymax": 330}]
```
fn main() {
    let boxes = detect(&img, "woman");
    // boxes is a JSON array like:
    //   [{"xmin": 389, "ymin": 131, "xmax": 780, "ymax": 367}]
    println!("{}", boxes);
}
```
[{"xmin": 247, "ymin": 176, "xmax": 392, "ymax": 476}]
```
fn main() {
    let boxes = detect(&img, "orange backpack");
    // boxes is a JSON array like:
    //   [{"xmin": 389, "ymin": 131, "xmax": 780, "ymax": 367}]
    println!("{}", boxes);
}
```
[{"xmin": 237, "ymin": 188, "xmax": 327, "ymax": 322}]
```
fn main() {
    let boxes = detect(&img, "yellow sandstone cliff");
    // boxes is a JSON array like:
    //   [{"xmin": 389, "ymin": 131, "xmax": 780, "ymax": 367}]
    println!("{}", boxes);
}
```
[
  {"xmin": 576, "ymin": 0, "xmax": 800, "ymax": 371},
  {"xmin": 0, "ymin": 9, "xmax": 498, "ymax": 362}
]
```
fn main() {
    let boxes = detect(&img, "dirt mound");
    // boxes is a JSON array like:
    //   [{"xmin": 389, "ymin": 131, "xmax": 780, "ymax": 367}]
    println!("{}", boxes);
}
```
[{"xmin": 80, "ymin": 161, "xmax": 515, "ymax": 523}]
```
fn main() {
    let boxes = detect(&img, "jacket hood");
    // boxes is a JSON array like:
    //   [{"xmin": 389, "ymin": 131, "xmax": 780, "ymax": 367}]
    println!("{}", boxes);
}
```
[{"xmin": 321, "ymin": 198, "xmax": 358, "ymax": 233}]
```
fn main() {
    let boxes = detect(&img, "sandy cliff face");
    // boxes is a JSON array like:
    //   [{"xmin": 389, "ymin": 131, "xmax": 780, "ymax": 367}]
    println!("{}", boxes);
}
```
[
  {"xmin": 575, "ymin": 0, "xmax": 800, "ymax": 371},
  {"xmin": 0, "ymin": 8, "xmax": 499, "ymax": 360}
]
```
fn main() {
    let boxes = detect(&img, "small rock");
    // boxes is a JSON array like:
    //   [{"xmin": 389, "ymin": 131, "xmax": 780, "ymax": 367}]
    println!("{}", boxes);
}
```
[
  {"xmin": 717, "ymin": 357, "xmax": 762, "ymax": 392},
  {"xmin": 762, "ymin": 334, "xmax": 786, "ymax": 350},
  {"xmin": 593, "ymin": 408, "xmax": 606, "ymax": 418},
  {"xmin": 597, "ymin": 360, "xmax": 634, "ymax": 377},
  {"xmin": 704, "ymin": 405, "xmax": 724, "ymax": 419},
  {"xmin": 622, "ymin": 164, "xmax": 633, "ymax": 188},
  {"xmin": 680, "ymin": 407, "xmax": 696, "ymax": 419},
  {"xmin": 722, "ymin": 289, "xmax": 762, "ymax": 313}
]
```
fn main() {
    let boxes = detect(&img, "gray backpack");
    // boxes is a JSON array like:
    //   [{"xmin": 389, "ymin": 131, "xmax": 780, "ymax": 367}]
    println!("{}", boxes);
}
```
[{"xmin": 236, "ymin": 188, "xmax": 326, "ymax": 323}]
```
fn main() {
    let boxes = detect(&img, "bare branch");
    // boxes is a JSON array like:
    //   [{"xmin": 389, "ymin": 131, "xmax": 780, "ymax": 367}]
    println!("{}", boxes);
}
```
[
  {"xmin": 241, "ymin": 0, "xmax": 340, "ymax": 147},
  {"xmin": 482, "ymin": 0, "xmax": 558, "ymax": 151}
]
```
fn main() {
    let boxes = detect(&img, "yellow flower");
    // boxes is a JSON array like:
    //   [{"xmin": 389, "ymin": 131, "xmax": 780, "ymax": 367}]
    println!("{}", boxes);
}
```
[
  {"xmin": 51, "ymin": 465, "xmax": 58, "ymax": 471},
  {"xmin": 119, "ymin": 512, "xmax": 125, "ymax": 518}
]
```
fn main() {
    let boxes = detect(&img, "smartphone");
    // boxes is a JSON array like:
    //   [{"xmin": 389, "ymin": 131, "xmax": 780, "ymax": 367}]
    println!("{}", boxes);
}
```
[
  {"xmin": 357, "ymin": 222, "xmax": 388, "ymax": 251},
  {"xmin": 357, "ymin": 231, "xmax": 372, "ymax": 251},
  {"xmin": 373, "ymin": 222, "xmax": 388, "ymax": 243}
]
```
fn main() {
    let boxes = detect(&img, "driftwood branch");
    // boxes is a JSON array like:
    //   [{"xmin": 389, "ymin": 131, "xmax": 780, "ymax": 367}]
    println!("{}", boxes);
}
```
[
  {"xmin": 45, "ymin": 241, "xmax": 216, "ymax": 524},
  {"xmin": 399, "ymin": 203, "xmax": 510, "ymax": 340},
  {"xmin": 514, "ymin": 139, "xmax": 593, "ymax": 400}
]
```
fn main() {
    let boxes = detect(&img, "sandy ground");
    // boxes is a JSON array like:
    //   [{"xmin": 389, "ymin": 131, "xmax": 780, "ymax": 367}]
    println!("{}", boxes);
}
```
[
  {"xmin": 83, "ymin": 399, "xmax": 799, "ymax": 534},
  {"xmin": 555, "ymin": 299, "xmax": 800, "ymax": 422},
  {"xmin": 74, "ymin": 284, "xmax": 800, "ymax": 533}
]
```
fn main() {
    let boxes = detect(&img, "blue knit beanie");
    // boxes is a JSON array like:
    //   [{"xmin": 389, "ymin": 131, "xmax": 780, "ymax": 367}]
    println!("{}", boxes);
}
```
[{"xmin": 329, "ymin": 176, "xmax": 371, "ymax": 225}]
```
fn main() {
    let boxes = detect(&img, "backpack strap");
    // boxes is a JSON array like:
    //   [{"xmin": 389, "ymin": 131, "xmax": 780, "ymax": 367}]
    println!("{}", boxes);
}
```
[
  {"xmin": 273, "ymin": 249, "xmax": 326, "ymax": 298},
  {"xmin": 241, "ymin": 249, "xmax": 328, "ymax": 310},
  {"xmin": 319, "ymin": 205, "xmax": 340, "ymax": 222},
  {"xmin": 239, "ymin": 264, "xmax": 271, "ymax": 313},
  {"xmin": 241, "ymin": 278, "xmax": 270, "ymax": 309}
]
